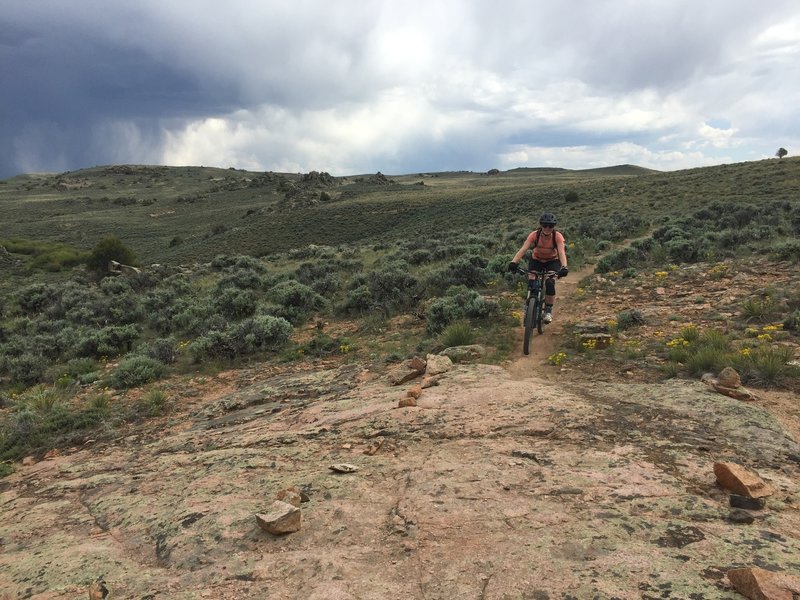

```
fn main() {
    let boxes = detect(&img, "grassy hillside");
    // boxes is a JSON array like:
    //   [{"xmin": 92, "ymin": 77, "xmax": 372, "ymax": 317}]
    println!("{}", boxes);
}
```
[
  {"xmin": 2, "ymin": 158, "xmax": 796, "ymax": 267},
  {"xmin": 1, "ymin": 157, "xmax": 799, "ymax": 469}
]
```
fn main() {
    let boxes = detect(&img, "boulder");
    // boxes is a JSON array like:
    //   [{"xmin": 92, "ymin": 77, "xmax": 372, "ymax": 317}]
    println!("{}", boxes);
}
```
[
  {"xmin": 387, "ymin": 356, "xmax": 427, "ymax": 385},
  {"xmin": 425, "ymin": 354, "xmax": 453, "ymax": 376},
  {"xmin": 440, "ymin": 345, "xmax": 486, "ymax": 362}
]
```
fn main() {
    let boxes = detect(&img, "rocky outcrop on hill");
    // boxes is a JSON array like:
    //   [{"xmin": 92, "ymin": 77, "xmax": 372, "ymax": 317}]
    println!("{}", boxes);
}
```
[{"xmin": 2, "ymin": 362, "xmax": 799, "ymax": 598}]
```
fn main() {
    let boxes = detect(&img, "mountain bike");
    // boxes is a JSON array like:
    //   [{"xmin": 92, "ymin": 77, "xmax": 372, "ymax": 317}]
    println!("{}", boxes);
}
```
[{"xmin": 515, "ymin": 266, "xmax": 559, "ymax": 355}]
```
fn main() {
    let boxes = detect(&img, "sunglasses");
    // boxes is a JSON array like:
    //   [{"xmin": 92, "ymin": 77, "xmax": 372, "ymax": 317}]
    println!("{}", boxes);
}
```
[{"xmin": 541, "ymin": 223, "xmax": 555, "ymax": 228}]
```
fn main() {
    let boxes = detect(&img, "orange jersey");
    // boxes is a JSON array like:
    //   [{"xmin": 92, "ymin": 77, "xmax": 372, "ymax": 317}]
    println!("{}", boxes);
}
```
[{"xmin": 526, "ymin": 229, "xmax": 564, "ymax": 261}]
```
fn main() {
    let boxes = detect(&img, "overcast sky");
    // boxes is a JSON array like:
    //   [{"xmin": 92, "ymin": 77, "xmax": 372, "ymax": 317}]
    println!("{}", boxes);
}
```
[{"xmin": 2, "ymin": 1, "xmax": 799, "ymax": 179}]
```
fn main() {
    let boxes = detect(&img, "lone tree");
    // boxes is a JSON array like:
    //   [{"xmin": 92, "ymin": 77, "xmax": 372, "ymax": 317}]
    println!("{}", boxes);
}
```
[
  {"xmin": 776, "ymin": 147, "xmax": 788, "ymax": 158},
  {"xmin": 86, "ymin": 235, "xmax": 138, "ymax": 276}
]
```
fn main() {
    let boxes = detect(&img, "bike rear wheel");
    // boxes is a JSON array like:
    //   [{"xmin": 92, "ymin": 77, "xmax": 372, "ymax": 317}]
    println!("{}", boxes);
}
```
[{"xmin": 523, "ymin": 299, "xmax": 537, "ymax": 355}]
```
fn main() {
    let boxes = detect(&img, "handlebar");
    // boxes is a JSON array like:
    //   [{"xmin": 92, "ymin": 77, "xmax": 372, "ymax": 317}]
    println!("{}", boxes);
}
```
[{"xmin": 515, "ymin": 266, "xmax": 560, "ymax": 278}]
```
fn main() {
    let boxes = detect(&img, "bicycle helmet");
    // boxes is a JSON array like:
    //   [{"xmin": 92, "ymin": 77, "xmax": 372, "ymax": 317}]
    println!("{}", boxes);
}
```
[{"xmin": 539, "ymin": 212, "xmax": 557, "ymax": 225}]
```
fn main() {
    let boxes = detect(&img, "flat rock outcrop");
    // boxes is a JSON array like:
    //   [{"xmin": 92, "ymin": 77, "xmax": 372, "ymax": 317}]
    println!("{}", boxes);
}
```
[{"xmin": 1, "ymin": 365, "xmax": 799, "ymax": 598}]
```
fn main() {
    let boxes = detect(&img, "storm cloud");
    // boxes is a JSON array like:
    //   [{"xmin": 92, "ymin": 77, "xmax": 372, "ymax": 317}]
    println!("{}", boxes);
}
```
[{"xmin": 2, "ymin": 0, "xmax": 799, "ymax": 178}]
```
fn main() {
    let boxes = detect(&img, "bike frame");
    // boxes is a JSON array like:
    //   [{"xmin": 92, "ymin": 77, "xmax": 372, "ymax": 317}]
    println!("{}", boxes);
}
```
[{"xmin": 516, "ymin": 267, "xmax": 558, "ymax": 355}]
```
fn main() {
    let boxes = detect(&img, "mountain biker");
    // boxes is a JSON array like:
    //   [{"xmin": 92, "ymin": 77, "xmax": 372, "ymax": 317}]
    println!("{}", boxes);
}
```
[{"xmin": 507, "ymin": 212, "xmax": 569, "ymax": 323}]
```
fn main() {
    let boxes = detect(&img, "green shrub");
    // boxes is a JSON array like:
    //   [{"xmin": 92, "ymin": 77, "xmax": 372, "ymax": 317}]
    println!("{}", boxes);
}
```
[
  {"xmin": 784, "ymin": 310, "xmax": 800, "ymax": 332},
  {"xmin": 110, "ymin": 356, "xmax": 167, "ymax": 389},
  {"xmin": 425, "ymin": 286, "xmax": 497, "ymax": 333},
  {"xmin": 678, "ymin": 324, "xmax": 699, "ymax": 343},
  {"xmin": 339, "ymin": 285, "xmax": 373, "ymax": 315},
  {"xmin": 144, "ymin": 338, "xmax": 177, "ymax": 365},
  {"xmin": 685, "ymin": 346, "xmax": 727, "ymax": 375},
  {"xmin": 75, "ymin": 324, "xmax": 139, "ymax": 358},
  {"xmin": 596, "ymin": 247, "xmax": 642, "ymax": 273},
  {"xmin": 189, "ymin": 315, "xmax": 292, "ymax": 361},
  {"xmin": 15, "ymin": 283, "xmax": 58, "ymax": 314},
  {"xmin": 617, "ymin": 309, "xmax": 645, "ymax": 330},
  {"xmin": 268, "ymin": 280, "xmax": 326, "ymax": 323},
  {"xmin": 424, "ymin": 255, "xmax": 488, "ymax": 295},
  {"xmin": 366, "ymin": 260, "xmax": 419, "ymax": 314},
  {"xmin": 212, "ymin": 287, "xmax": 257, "ymax": 319},
  {"xmin": 737, "ymin": 346, "xmax": 798, "ymax": 386},
  {"xmin": 19, "ymin": 385, "xmax": 66, "ymax": 413},
  {"xmin": 439, "ymin": 321, "xmax": 476, "ymax": 347},
  {"xmin": 86, "ymin": 235, "xmax": 138, "ymax": 275},
  {"xmin": 665, "ymin": 237, "xmax": 701, "ymax": 263},
  {"xmin": 137, "ymin": 389, "xmax": 170, "ymax": 417},
  {"xmin": 408, "ymin": 249, "xmax": 433, "ymax": 265},
  {"xmin": 741, "ymin": 295, "xmax": 779, "ymax": 323},
  {"xmin": 772, "ymin": 240, "xmax": 800, "ymax": 262},
  {"xmin": 217, "ymin": 267, "xmax": 266, "ymax": 290},
  {"xmin": 4, "ymin": 353, "xmax": 49, "ymax": 385},
  {"xmin": 29, "ymin": 245, "xmax": 90, "ymax": 271}
]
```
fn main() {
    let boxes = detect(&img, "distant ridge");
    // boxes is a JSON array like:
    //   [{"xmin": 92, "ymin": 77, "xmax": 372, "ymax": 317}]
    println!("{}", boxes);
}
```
[{"xmin": 507, "ymin": 164, "xmax": 659, "ymax": 176}]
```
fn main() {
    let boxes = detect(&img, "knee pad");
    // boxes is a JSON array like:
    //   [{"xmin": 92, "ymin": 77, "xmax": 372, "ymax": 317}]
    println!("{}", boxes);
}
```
[{"xmin": 545, "ymin": 278, "xmax": 556, "ymax": 296}]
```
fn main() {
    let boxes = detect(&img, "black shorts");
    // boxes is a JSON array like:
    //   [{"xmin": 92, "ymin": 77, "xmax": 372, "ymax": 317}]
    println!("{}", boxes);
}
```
[{"xmin": 528, "ymin": 259, "xmax": 561, "ymax": 272}]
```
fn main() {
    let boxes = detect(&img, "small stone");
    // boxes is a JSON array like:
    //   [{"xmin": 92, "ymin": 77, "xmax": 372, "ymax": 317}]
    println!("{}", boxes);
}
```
[
  {"xmin": 728, "ymin": 509, "xmax": 755, "ymax": 524},
  {"xmin": 87, "ymin": 576, "xmax": 109, "ymax": 599},
  {"xmin": 398, "ymin": 396, "xmax": 417, "ymax": 408},
  {"xmin": 730, "ymin": 494, "xmax": 766, "ymax": 510},
  {"xmin": 329, "ymin": 463, "xmax": 359, "ymax": 473},
  {"xmin": 276, "ymin": 487, "xmax": 302, "ymax": 507},
  {"xmin": 364, "ymin": 438, "xmax": 384, "ymax": 456},
  {"xmin": 22, "ymin": 456, "xmax": 35, "ymax": 466},
  {"xmin": 255, "ymin": 501, "xmax": 301, "ymax": 535},
  {"xmin": 406, "ymin": 385, "xmax": 422, "ymax": 399},
  {"xmin": 718, "ymin": 366, "xmax": 742, "ymax": 388},
  {"xmin": 421, "ymin": 375, "xmax": 441, "ymax": 389}
]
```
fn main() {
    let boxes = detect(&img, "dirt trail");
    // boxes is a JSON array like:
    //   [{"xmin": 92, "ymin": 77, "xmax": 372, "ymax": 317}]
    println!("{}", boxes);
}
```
[{"xmin": 506, "ymin": 262, "xmax": 595, "ymax": 380}]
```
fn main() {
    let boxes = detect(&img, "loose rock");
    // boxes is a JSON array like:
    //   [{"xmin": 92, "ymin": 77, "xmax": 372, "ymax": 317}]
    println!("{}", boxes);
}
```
[
  {"xmin": 727, "ymin": 566, "xmax": 800, "ymax": 600},
  {"xmin": 730, "ymin": 494, "xmax": 767, "ymax": 510},
  {"xmin": 329, "ymin": 463, "xmax": 359, "ymax": 473},
  {"xmin": 718, "ymin": 366, "xmax": 742, "ymax": 388},
  {"xmin": 255, "ymin": 501, "xmax": 302, "ymax": 535},
  {"xmin": 406, "ymin": 385, "xmax": 422, "ymax": 399},
  {"xmin": 440, "ymin": 345, "xmax": 486, "ymax": 362},
  {"xmin": 398, "ymin": 396, "xmax": 417, "ymax": 408},
  {"xmin": 425, "ymin": 353, "xmax": 453, "ymax": 376},
  {"xmin": 276, "ymin": 486, "xmax": 302, "ymax": 507},
  {"xmin": 714, "ymin": 462, "xmax": 773, "ymax": 498}
]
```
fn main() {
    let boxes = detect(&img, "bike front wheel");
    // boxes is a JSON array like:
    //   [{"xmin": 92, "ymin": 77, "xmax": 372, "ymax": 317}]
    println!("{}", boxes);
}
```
[
  {"xmin": 523, "ymin": 299, "xmax": 537, "ymax": 355},
  {"xmin": 536, "ymin": 298, "xmax": 545, "ymax": 334}
]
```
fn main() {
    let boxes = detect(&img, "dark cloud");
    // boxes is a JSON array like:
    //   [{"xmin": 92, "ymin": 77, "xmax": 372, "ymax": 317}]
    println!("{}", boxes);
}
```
[{"xmin": 1, "ymin": 1, "xmax": 798, "ymax": 178}]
